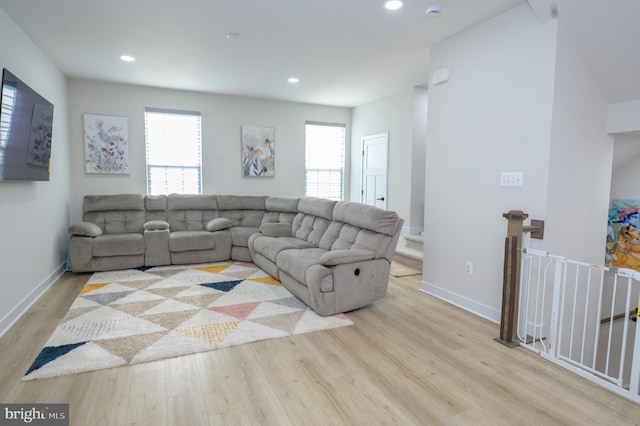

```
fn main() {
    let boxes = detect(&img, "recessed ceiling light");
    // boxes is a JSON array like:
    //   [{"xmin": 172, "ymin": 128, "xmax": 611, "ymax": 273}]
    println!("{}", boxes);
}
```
[
  {"xmin": 226, "ymin": 32, "xmax": 242, "ymax": 40},
  {"xmin": 385, "ymin": 1, "xmax": 403, "ymax": 10},
  {"xmin": 288, "ymin": 77, "xmax": 299, "ymax": 84},
  {"xmin": 426, "ymin": 4, "xmax": 442, "ymax": 17},
  {"xmin": 120, "ymin": 55, "xmax": 136, "ymax": 62}
]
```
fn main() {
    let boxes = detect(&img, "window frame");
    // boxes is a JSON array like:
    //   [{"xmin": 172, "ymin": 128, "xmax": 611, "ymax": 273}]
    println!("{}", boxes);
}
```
[
  {"xmin": 304, "ymin": 121, "xmax": 346, "ymax": 201},
  {"xmin": 144, "ymin": 107, "xmax": 203, "ymax": 195}
]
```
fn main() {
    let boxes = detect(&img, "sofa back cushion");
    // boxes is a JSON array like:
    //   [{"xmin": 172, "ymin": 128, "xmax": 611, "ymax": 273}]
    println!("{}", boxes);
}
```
[
  {"xmin": 332, "ymin": 201, "xmax": 402, "ymax": 236},
  {"xmin": 217, "ymin": 195, "xmax": 266, "ymax": 227},
  {"xmin": 319, "ymin": 201, "xmax": 404, "ymax": 261},
  {"xmin": 167, "ymin": 194, "xmax": 219, "ymax": 231},
  {"xmin": 145, "ymin": 194, "xmax": 167, "ymax": 222},
  {"xmin": 217, "ymin": 195, "xmax": 266, "ymax": 210},
  {"xmin": 291, "ymin": 197, "xmax": 337, "ymax": 246},
  {"xmin": 262, "ymin": 197, "xmax": 300, "ymax": 225},
  {"xmin": 82, "ymin": 194, "xmax": 145, "ymax": 234}
]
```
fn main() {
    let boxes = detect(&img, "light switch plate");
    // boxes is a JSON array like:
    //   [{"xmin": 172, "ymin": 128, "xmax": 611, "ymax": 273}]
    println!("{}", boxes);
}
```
[{"xmin": 501, "ymin": 172, "xmax": 523, "ymax": 187}]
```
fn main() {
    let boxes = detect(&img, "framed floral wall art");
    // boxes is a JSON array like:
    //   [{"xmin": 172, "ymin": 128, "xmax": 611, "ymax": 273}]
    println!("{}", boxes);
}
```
[
  {"xmin": 241, "ymin": 125, "xmax": 275, "ymax": 177},
  {"xmin": 26, "ymin": 102, "xmax": 54, "ymax": 168},
  {"xmin": 84, "ymin": 113, "xmax": 129, "ymax": 174}
]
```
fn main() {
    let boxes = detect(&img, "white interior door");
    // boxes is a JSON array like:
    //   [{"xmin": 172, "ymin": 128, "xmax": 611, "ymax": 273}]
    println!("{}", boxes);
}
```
[{"xmin": 361, "ymin": 132, "xmax": 388, "ymax": 209}]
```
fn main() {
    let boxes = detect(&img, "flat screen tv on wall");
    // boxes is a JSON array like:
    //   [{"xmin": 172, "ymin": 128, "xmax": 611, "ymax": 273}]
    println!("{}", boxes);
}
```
[{"xmin": 0, "ymin": 68, "xmax": 54, "ymax": 181}]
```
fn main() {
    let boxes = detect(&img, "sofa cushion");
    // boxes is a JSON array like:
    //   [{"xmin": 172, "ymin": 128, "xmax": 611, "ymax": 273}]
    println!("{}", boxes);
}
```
[
  {"xmin": 84, "ymin": 210, "xmax": 146, "ymax": 234},
  {"xmin": 220, "ymin": 209, "xmax": 264, "ymax": 227},
  {"xmin": 334, "ymin": 225, "xmax": 389, "ymax": 256},
  {"xmin": 168, "ymin": 194, "xmax": 217, "ymax": 210},
  {"xmin": 217, "ymin": 195, "xmax": 266, "ymax": 210},
  {"xmin": 252, "ymin": 235, "xmax": 314, "ymax": 262},
  {"xmin": 69, "ymin": 222, "xmax": 103, "ymax": 237},
  {"xmin": 83, "ymin": 194, "xmax": 144, "ymax": 213},
  {"xmin": 93, "ymin": 234, "xmax": 144, "ymax": 257},
  {"xmin": 333, "ymin": 201, "xmax": 401, "ymax": 236},
  {"xmin": 292, "ymin": 214, "xmax": 330, "ymax": 246},
  {"xmin": 206, "ymin": 218, "xmax": 232, "ymax": 231},
  {"xmin": 144, "ymin": 220, "xmax": 170, "ymax": 231},
  {"xmin": 297, "ymin": 197, "xmax": 336, "ymax": 220},
  {"xmin": 168, "ymin": 209, "xmax": 219, "ymax": 231},
  {"xmin": 319, "ymin": 249, "xmax": 375, "ymax": 266},
  {"xmin": 260, "ymin": 222, "xmax": 292, "ymax": 237},
  {"xmin": 170, "ymin": 230, "xmax": 216, "ymax": 252},
  {"xmin": 276, "ymin": 248, "xmax": 328, "ymax": 285},
  {"xmin": 230, "ymin": 226, "xmax": 260, "ymax": 247},
  {"xmin": 265, "ymin": 196, "xmax": 299, "ymax": 212},
  {"xmin": 145, "ymin": 195, "xmax": 168, "ymax": 222},
  {"xmin": 262, "ymin": 211, "xmax": 297, "ymax": 225}
]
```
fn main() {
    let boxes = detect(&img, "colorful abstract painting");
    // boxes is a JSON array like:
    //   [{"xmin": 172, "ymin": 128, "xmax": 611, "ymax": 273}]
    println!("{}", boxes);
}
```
[
  {"xmin": 84, "ymin": 113, "xmax": 129, "ymax": 174},
  {"xmin": 606, "ymin": 199, "xmax": 640, "ymax": 271},
  {"xmin": 241, "ymin": 125, "xmax": 275, "ymax": 177}
]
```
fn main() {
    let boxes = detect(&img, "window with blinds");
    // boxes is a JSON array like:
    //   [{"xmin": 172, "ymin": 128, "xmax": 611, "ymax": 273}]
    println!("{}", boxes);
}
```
[
  {"xmin": 144, "ymin": 108, "xmax": 202, "ymax": 195},
  {"xmin": 304, "ymin": 121, "xmax": 346, "ymax": 201}
]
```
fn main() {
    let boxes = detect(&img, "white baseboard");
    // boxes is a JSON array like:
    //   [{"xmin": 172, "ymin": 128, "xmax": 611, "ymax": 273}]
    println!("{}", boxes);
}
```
[
  {"xmin": 0, "ymin": 262, "xmax": 66, "ymax": 338},
  {"xmin": 420, "ymin": 279, "xmax": 501, "ymax": 324}
]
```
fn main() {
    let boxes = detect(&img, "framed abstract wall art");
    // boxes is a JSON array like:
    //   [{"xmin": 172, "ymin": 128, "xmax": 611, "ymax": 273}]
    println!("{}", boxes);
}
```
[
  {"xmin": 241, "ymin": 125, "xmax": 275, "ymax": 177},
  {"xmin": 606, "ymin": 198, "xmax": 640, "ymax": 272},
  {"xmin": 84, "ymin": 113, "xmax": 129, "ymax": 174}
]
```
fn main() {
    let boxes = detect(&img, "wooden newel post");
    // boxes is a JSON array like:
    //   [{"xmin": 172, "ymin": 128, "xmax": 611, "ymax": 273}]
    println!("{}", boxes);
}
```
[{"xmin": 496, "ymin": 210, "xmax": 528, "ymax": 347}]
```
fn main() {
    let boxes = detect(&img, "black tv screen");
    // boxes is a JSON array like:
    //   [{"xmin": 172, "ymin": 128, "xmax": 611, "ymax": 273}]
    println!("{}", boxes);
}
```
[{"xmin": 0, "ymin": 68, "xmax": 54, "ymax": 181}]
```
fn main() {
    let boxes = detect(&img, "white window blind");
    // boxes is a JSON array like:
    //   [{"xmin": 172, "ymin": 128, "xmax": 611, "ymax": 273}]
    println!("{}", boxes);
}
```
[
  {"xmin": 305, "ymin": 121, "xmax": 345, "ymax": 201},
  {"xmin": 144, "ymin": 107, "xmax": 202, "ymax": 195},
  {"xmin": 0, "ymin": 83, "xmax": 16, "ymax": 171}
]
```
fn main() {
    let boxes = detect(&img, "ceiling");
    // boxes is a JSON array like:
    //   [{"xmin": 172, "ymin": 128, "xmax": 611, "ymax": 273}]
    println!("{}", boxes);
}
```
[{"xmin": 0, "ymin": 0, "xmax": 638, "ymax": 108}]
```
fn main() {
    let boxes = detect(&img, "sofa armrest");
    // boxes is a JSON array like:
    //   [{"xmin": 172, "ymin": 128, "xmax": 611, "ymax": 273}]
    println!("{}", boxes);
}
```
[
  {"xmin": 319, "ymin": 249, "xmax": 376, "ymax": 266},
  {"xmin": 68, "ymin": 222, "xmax": 103, "ymax": 237},
  {"xmin": 260, "ymin": 222, "xmax": 292, "ymax": 237},
  {"xmin": 206, "ymin": 218, "xmax": 233, "ymax": 231},
  {"xmin": 144, "ymin": 220, "xmax": 170, "ymax": 231}
]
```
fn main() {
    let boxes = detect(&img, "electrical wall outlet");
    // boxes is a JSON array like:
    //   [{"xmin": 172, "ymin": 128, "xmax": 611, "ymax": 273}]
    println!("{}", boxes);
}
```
[{"xmin": 465, "ymin": 261, "xmax": 473, "ymax": 275}]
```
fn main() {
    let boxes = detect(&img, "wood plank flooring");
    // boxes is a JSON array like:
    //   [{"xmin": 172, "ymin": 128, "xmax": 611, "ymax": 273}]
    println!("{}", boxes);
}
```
[{"xmin": 2, "ymin": 271, "xmax": 640, "ymax": 425}]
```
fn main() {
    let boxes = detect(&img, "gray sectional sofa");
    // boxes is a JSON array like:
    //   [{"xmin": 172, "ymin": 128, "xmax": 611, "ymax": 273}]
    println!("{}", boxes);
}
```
[{"xmin": 68, "ymin": 194, "xmax": 403, "ymax": 315}]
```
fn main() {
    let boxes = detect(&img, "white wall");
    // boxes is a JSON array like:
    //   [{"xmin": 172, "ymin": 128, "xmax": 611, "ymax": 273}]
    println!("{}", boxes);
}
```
[
  {"xmin": 422, "ymin": 4, "xmax": 558, "ymax": 321},
  {"xmin": 610, "ymin": 135, "xmax": 640, "ymax": 201},
  {"xmin": 410, "ymin": 87, "xmax": 428, "ymax": 235},
  {"xmin": 608, "ymin": 100, "xmax": 640, "ymax": 134},
  {"xmin": 0, "ymin": 8, "xmax": 72, "ymax": 335},
  {"xmin": 543, "ymin": 22, "xmax": 613, "ymax": 263},
  {"xmin": 350, "ymin": 88, "xmax": 417, "ymax": 231},
  {"xmin": 68, "ymin": 79, "xmax": 351, "ymax": 223}
]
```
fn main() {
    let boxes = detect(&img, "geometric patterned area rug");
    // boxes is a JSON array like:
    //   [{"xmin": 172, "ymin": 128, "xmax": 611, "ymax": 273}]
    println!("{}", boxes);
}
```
[{"xmin": 23, "ymin": 262, "xmax": 352, "ymax": 381}]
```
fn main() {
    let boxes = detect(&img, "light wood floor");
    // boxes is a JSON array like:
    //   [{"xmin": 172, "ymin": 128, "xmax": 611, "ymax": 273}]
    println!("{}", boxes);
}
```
[{"xmin": 2, "ymin": 272, "xmax": 640, "ymax": 425}]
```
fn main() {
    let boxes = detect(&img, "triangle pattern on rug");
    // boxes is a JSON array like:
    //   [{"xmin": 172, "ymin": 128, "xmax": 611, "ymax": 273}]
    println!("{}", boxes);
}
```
[
  {"xmin": 249, "ymin": 275, "xmax": 281, "ymax": 286},
  {"xmin": 208, "ymin": 301, "xmax": 261, "ymax": 319},
  {"xmin": 79, "ymin": 283, "xmax": 109, "ymax": 295},
  {"xmin": 252, "ymin": 311, "xmax": 306, "ymax": 334},
  {"xmin": 25, "ymin": 342, "xmax": 88, "ymax": 376},
  {"xmin": 94, "ymin": 331, "xmax": 168, "ymax": 363},
  {"xmin": 200, "ymin": 279, "xmax": 244, "ymax": 292},
  {"xmin": 194, "ymin": 264, "xmax": 232, "ymax": 274},
  {"xmin": 82, "ymin": 290, "xmax": 136, "ymax": 305},
  {"xmin": 175, "ymin": 321, "xmax": 241, "ymax": 347},
  {"xmin": 23, "ymin": 261, "xmax": 353, "ymax": 381}
]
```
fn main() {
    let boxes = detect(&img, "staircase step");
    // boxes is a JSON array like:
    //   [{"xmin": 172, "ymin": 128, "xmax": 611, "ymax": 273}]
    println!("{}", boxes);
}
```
[
  {"xmin": 405, "ymin": 234, "xmax": 424, "ymax": 251},
  {"xmin": 394, "ymin": 246, "xmax": 423, "ymax": 271}
]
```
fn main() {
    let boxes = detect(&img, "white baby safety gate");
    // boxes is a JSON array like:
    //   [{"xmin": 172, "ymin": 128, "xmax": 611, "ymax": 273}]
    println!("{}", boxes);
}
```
[{"xmin": 517, "ymin": 248, "xmax": 640, "ymax": 403}]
